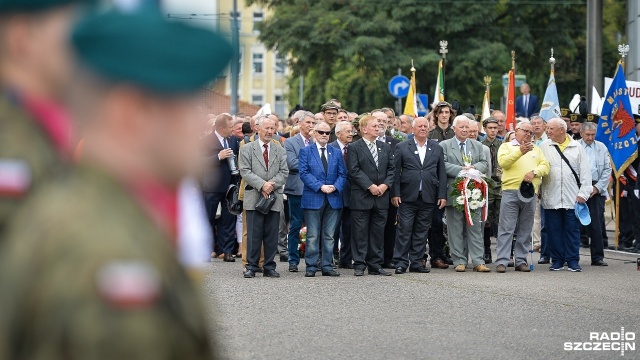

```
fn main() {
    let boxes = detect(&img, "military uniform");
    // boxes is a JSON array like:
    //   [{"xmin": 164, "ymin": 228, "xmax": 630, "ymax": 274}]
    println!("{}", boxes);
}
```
[
  {"xmin": 428, "ymin": 125, "xmax": 454, "ymax": 143},
  {"xmin": 0, "ymin": 94, "xmax": 70, "ymax": 234},
  {"xmin": 481, "ymin": 136, "xmax": 503, "ymax": 258},
  {"xmin": 0, "ymin": 166, "xmax": 214, "ymax": 359}
]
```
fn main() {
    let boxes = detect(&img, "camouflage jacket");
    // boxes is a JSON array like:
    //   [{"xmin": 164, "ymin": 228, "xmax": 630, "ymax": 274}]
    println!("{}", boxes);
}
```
[{"xmin": 0, "ymin": 166, "xmax": 216, "ymax": 360}]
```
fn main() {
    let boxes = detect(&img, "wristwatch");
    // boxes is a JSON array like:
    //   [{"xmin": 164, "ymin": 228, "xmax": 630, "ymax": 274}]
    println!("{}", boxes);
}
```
[{"xmin": 532, "ymin": 170, "xmax": 537, "ymax": 177}]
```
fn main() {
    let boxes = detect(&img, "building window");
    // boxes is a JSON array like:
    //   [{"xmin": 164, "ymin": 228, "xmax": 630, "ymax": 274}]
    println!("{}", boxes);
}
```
[
  {"xmin": 252, "ymin": 94, "xmax": 263, "ymax": 106},
  {"xmin": 275, "ymin": 52, "xmax": 286, "ymax": 74},
  {"xmin": 252, "ymin": 12, "xmax": 263, "ymax": 32},
  {"xmin": 252, "ymin": 52, "xmax": 263, "ymax": 74}
]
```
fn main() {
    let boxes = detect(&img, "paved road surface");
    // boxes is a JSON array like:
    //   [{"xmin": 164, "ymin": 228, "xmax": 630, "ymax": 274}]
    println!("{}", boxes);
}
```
[{"xmin": 203, "ymin": 248, "xmax": 639, "ymax": 360}]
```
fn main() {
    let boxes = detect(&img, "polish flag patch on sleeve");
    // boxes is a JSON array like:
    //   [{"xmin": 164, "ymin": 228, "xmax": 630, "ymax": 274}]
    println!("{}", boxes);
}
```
[{"xmin": 0, "ymin": 160, "xmax": 32, "ymax": 197}]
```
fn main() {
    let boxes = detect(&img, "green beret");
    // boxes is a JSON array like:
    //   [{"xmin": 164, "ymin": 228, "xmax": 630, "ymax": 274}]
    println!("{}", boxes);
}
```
[
  {"xmin": 482, "ymin": 117, "xmax": 498, "ymax": 127},
  {"xmin": 0, "ymin": 0, "xmax": 94, "ymax": 12},
  {"xmin": 71, "ymin": 10, "xmax": 232, "ymax": 93},
  {"xmin": 321, "ymin": 101, "xmax": 340, "ymax": 112}
]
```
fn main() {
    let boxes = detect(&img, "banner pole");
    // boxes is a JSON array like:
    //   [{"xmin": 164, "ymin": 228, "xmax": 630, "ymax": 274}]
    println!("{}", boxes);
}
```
[{"xmin": 615, "ymin": 177, "xmax": 620, "ymax": 249}]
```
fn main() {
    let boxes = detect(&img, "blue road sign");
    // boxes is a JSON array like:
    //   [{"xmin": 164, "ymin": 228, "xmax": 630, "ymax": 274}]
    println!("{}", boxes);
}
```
[
  {"xmin": 388, "ymin": 75, "xmax": 410, "ymax": 98},
  {"xmin": 417, "ymin": 94, "xmax": 429, "ymax": 116}
]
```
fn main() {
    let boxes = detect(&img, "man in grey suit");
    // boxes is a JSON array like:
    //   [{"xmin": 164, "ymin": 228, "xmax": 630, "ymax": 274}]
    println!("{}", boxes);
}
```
[
  {"xmin": 391, "ymin": 117, "xmax": 447, "ymax": 274},
  {"xmin": 239, "ymin": 117, "xmax": 289, "ymax": 278},
  {"xmin": 440, "ymin": 115, "xmax": 491, "ymax": 272},
  {"xmin": 348, "ymin": 114, "xmax": 395, "ymax": 276},
  {"xmin": 284, "ymin": 110, "xmax": 316, "ymax": 272}
]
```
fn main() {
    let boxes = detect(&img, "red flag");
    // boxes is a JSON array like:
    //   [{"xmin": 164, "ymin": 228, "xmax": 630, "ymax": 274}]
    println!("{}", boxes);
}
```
[{"xmin": 505, "ymin": 69, "xmax": 516, "ymax": 132}]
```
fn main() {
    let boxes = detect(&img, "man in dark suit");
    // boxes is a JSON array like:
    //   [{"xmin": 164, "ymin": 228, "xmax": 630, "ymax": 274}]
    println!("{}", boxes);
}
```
[
  {"xmin": 348, "ymin": 114, "xmax": 395, "ymax": 276},
  {"xmin": 330, "ymin": 121, "xmax": 354, "ymax": 268},
  {"xmin": 515, "ymin": 83, "xmax": 539, "ymax": 118},
  {"xmin": 391, "ymin": 117, "xmax": 447, "ymax": 273},
  {"xmin": 299, "ymin": 122, "xmax": 347, "ymax": 277},
  {"xmin": 373, "ymin": 111, "xmax": 400, "ymax": 268},
  {"xmin": 201, "ymin": 113, "xmax": 239, "ymax": 262},
  {"xmin": 238, "ymin": 117, "xmax": 289, "ymax": 278}
]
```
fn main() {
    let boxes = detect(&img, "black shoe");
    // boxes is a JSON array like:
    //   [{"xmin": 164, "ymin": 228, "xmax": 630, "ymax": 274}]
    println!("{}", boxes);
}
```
[
  {"xmin": 369, "ymin": 268, "xmax": 392, "ymax": 276},
  {"xmin": 591, "ymin": 260, "xmax": 608, "ymax": 266},
  {"xmin": 243, "ymin": 270, "xmax": 255, "ymax": 278},
  {"xmin": 223, "ymin": 253, "xmax": 236, "ymax": 262},
  {"xmin": 263, "ymin": 269, "xmax": 281, "ymax": 278},
  {"xmin": 382, "ymin": 263, "xmax": 395, "ymax": 269},
  {"xmin": 289, "ymin": 264, "xmax": 298, "ymax": 272},
  {"xmin": 483, "ymin": 253, "xmax": 493, "ymax": 264},
  {"xmin": 322, "ymin": 270, "xmax": 341, "ymax": 277},
  {"xmin": 305, "ymin": 271, "xmax": 315, "ymax": 277},
  {"xmin": 444, "ymin": 257, "xmax": 454, "ymax": 266},
  {"xmin": 354, "ymin": 269, "xmax": 365, "ymax": 276},
  {"xmin": 339, "ymin": 263, "xmax": 354, "ymax": 269},
  {"xmin": 280, "ymin": 255, "xmax": 288, "ymax": 262},
  {"xmin": 409, "ymin": 266, "xmax": 431, "ymax": 273},
  {"xmin": 395, "ymin": 267, "xmax": 406, "ymax": 274},
  {"xmin": 538, "ymin": 257, "xmax": 550, "ymax": 264}
]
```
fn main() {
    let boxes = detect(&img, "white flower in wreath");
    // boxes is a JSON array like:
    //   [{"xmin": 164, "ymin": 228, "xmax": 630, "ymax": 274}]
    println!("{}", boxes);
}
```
[
  {"xmin": 469, "ymin": 200, "xmax": 481, "ymax": 210},
  {"xmin": 456, "ymin": 196, "xmax": 466, "ymax": 205},
  {"xmin": 465, "ymin": 190, "xmax": 472, "ymax": 198},
  {"xmin": 471, "ymin": 188, "xmax": 482, "ymax": 200},
  {"xmin": 479, "ymin": 199, "xmax": 486, "ymax": 206}
]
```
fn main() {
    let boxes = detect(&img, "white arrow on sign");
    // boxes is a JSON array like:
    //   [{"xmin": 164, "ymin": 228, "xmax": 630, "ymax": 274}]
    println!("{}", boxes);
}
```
[{"xmin": 393, "ymin": 81, "xmax": 409, "ymax": 96}]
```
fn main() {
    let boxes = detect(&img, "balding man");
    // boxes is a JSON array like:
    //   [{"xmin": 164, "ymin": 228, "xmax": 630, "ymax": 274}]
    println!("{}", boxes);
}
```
[
  {"xmin": 494, "ymin": 110, "xmax": 508, "ymax": 140},
  {"xmin": 201, "ymin": 113, "xmax": 239, "ymax": 262},
  {"xmin": 391, "ymin": 117, "xmax": 447, "ymax": 273}
]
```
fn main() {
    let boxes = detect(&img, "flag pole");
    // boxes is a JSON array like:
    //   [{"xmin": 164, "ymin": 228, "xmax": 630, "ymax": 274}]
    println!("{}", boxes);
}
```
[
  {"xmin": 614, "ymin": 43, "xmax": 629, "ymax": 250},
  {"xmin": 440, "ymin": 40, "xmax": 448, "ymax": 94}
]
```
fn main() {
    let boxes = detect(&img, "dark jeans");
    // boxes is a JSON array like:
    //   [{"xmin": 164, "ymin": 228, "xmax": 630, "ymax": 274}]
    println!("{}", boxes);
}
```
[
  {"xmin": 245, "ymin": 210, "xmax": 279, "ymax": 272},
  {"xmin": 334, "ymin": 207, "xmax": 353, "ymax": 265},
  {"xmin": 540, "ymin": 204, "xmax": 550, "ymax": 259},
  {"xmin": 286, "ymin": 195, "xmax": 303, "ymax": 265},
  {"xmin": 544, "ymin": 208, "xmax": 581, "ymax": 265},
  {"xmin": 428, "ymin": 207, "xmax": 446, "ymax": 263},
  {"xmin": 203, "ymin": 191, "xmax": 236, "ymax": 254}
]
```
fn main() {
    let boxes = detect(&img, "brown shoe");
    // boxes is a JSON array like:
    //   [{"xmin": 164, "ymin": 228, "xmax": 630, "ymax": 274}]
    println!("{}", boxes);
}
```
[
  {"xmin": 515, "ymin": 263, "xmax": 531, "ymax": 272},
  {"xmin": 432, "ymin": 259, "xmax": 450, "ymax": 269},
  {"xmin": 496, "ymin": 264, "xmax": 507, "ymax": 273},
  {"xmin": 454, "ymin": 264, "xmax": 466, "ymax": 272},
  {"xmin": 473, "ymin": 264, "xmax": 491, "ymax": 272}
]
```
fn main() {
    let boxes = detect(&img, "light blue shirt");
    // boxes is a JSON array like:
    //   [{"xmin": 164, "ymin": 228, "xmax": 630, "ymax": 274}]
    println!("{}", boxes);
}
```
[{"xmin": 582, "ymin": 142, "xmax": 599, "ymax": 181}]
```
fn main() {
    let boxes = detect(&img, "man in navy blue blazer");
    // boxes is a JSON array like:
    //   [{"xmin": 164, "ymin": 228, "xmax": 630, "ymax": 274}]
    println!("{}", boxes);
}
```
[
  {"xmin": 515, "ymin": 83, "xmax": 539, "ymax": 118},
  {"xmin": 299, "ymin": 122, "xmax": 347, "ymax": 277}
]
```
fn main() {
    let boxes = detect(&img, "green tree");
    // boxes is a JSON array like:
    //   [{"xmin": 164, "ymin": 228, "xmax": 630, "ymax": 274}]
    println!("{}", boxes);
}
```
[{"xmin": 249, "ymin": 0, "xmax": 620, "ymax": 114}]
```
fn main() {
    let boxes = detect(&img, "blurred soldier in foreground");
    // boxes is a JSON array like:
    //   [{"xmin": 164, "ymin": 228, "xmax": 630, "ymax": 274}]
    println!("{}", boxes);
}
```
[
  {"xmin": 0, "ymin": 0, "xmax": 91, "ymax": 235},
  {"xmin": 0, "ymin": 8, "xmax": 232, "ymax": 359}
]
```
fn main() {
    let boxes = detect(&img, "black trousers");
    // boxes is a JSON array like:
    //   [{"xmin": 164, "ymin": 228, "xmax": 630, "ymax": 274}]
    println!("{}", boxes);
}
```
[
  {"xmin": 245, "ymin": 210, "xmax": 279, "ymax": 272},
  {"xmin": 203, "ymin": 191, "xmax": 237, "ymax": 254},
  {"xmin": 333, "ymin": 207, "xmax": 352, "ymax": 265},
  {"xmin": 582, "ymin": 195, "xmax": 605, "ymax": 261},
  {"xmin": 393, "ymin": 197, "xmax": 436, "ymax": 269},
  {"xmin": 351, "ymin": 207, "xmax": 387, "ymax": 271},
  {"xmin": 428, "ymin": 207, "xmax": 446, "ymax": 262},
  {"xmin": 383, "ymin": 202, "xmax": 398, "ymax": 265}
]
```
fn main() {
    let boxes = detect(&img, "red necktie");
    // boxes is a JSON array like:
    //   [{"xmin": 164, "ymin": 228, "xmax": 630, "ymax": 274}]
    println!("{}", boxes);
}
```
[{"xmin": 263, "ymin": 143, "xmax": 269, "ymax": 170}]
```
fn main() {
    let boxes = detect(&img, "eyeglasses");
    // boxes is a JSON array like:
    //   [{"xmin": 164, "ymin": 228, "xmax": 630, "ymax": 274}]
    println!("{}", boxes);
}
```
[
  {"xmin": 518, "ymin": 129, "xmax": 533, "ymax": 135},
  {"xmin": 324, "ymin": 112, "xmax": 337, "ymax": 116},
  {"xmin": 316, "ymin": 130, "xmax": 331, "ymax": 135}
]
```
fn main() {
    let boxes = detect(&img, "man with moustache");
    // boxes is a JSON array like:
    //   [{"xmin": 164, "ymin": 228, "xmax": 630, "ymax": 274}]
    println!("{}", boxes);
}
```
[{"xmin": 392, "ymin": 117, "xmax": 447, "ymax": 273}]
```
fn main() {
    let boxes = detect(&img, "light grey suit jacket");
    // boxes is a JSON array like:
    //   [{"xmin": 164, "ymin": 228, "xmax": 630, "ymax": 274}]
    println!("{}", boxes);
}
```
[
  {"xmin": 440, "ymin": 138, "xmax": 489, "ymax": 206},
  {"xmin": 284, "ymin": 133, "xmax": 306, "ymax": 196},
  {"xmin": 238, "ymin": 139, "xmax": 289, "ymax": 212}
]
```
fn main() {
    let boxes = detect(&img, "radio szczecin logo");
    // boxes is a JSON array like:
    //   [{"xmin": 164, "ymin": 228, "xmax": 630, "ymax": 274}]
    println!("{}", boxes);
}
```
[{"xmin": 564, "ymin": 328, "xmax": 636, "ymax": 356}]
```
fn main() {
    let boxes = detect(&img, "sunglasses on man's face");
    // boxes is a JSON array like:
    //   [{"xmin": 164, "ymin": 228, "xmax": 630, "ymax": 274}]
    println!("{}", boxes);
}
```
[{"xmin": 316, "ymin": 130, "xmax": 331, "ymax": 135}]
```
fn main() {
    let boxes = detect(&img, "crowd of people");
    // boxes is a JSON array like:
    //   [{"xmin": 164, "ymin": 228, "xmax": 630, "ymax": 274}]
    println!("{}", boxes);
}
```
[{"xmin": 203, "ymin": 90, "xmax": 640, "ymax": 278}]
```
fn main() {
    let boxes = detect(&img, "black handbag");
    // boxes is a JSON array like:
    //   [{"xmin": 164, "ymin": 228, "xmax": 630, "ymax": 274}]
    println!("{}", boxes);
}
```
[
  {"xmin": 226, "ymin": 184, "xmax": 243, "ymax": 215},
  {"xmin": 255, "ymin": 193, "xmax": 276, "ymax": 214}
]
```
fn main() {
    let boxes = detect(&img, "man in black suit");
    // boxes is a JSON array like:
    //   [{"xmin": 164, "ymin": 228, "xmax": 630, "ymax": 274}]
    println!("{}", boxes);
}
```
[
  {"xmin": 391, "ymin": 117, "xmax": 447, "ymax": 273},
  {"xmin": 348, "ymin": 114, "xmax": 395, "ymax": 276},
  {"xmin": 201, "ymin": 113, "xmax": 239, "ymax": 262},
  {"xmin": 330, "ymin": 121, "xmax": 355, "ymax": 268},
  {"xmin": 372, "ymin": 111, "xmax": 400, "ymax": 268}
]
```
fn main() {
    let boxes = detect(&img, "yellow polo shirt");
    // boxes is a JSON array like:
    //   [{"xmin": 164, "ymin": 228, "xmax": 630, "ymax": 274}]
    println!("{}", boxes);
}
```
[{"xmin": 497, "ymin": 140, "xmax": 550, "ymax": 192}]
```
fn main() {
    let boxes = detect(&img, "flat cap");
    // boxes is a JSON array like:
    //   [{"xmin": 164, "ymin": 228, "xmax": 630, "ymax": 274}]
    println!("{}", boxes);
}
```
[
  {"xmin": 71, "ymin": 9, "xmax": 232, "ymax": 93},
  {"xmin": 320, "ymin": 101, "xmax": 340, "ymax": 112}
]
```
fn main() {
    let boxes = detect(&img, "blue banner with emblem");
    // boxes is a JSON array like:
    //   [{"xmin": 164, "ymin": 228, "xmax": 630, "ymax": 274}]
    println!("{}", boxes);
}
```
[{"xmin": 596, "ymin": 62, "xmax": 638, "ymax": 178}]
